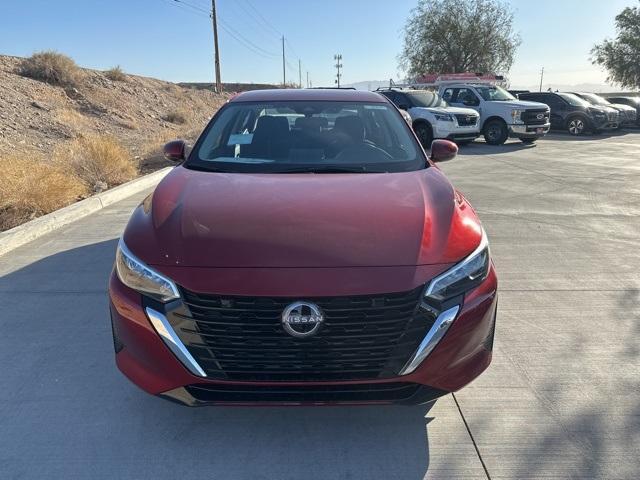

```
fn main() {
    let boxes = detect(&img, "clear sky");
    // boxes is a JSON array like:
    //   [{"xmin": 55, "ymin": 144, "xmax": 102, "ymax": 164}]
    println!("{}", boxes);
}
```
[{"xmin": 0, "ymin": 0, "xmax": 636, "ymax": 89}]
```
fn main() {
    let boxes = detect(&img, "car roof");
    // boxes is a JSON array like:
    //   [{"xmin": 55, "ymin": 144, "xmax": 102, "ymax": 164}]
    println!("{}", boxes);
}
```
[{"xmin": 230, "ymin": 88, "xmax": 387, "ymax": 103}]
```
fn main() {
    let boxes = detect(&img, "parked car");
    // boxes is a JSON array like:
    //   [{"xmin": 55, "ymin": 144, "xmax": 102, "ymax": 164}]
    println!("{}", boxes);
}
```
[
  {"xmin": 377, "ymin": 87, "xmax": 480, "ymax": 147},
  {"xmin": 569, "ymin": 92, "xmax": 634, "ymax": 128},
  {"xmin": 108, "ymin": 88, "xmax": 498, "ymax": 406},
  {"xmin": 439, "ymin": 83, "xmax": 550, "ymax": 145},
  {"xmin": 518, "ymin": 91, "xmax": 617, "ymax": 135},
  {"xmin": 603, "ymin": 96, "xmax": 640, "ymax": 127}
]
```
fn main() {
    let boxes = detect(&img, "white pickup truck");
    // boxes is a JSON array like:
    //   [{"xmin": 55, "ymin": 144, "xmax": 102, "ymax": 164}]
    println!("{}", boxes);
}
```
[
  {"xmin": 439, "ymin": 84, "xmax": 551, "ymax": 145},
  {"xmin": 377, "ymin": 88, "xmax": 480, "ymax": 147}
]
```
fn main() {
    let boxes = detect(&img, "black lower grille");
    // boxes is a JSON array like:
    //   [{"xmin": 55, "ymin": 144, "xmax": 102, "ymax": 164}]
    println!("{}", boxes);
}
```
[
  {"xmin": 170, "ymin": 286, "xmax": 434, "ymax": 381},
  {"xmin": 185, "ymin": 382, "xmax": 421, "ymax": 403},
  {"xmin": 522, "ymin": 109, "xmax": 549, "ymax": 125},
  {"xmin": 454, "ymin": 113, "xmax": 478, "ymax": 126}
]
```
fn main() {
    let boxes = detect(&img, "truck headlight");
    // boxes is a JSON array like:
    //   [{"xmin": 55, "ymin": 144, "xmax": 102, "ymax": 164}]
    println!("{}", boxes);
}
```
[
  {"xmin": 511, "ymin": 109, "xmax": 525, "ymax": 124},
  {"xmin": 115, "ymin": 238, "xmax": 180, "ymax": 302},
  {"xmin": 434, "ymin": 113, "xmax": 454, "ymax": 122},
  {"xmin": 424, "ymin": 229, "xmax": 490, "ymax": 302}
]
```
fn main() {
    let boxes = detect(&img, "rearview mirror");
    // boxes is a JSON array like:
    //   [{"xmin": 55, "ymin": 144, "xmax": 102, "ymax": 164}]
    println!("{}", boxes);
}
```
[
  {"xmin": 430, "ymin": 139, "xmax": 458, "ymax": 163},
  {"xmin": 163, "ymin": 140, "xmax": 186, "ymax": 162}
]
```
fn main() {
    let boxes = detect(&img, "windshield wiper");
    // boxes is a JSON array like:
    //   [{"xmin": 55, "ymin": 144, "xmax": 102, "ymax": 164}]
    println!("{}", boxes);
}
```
[{"xmin": 277, "ymin": 165, "xmax": 385, "ymax": 174}]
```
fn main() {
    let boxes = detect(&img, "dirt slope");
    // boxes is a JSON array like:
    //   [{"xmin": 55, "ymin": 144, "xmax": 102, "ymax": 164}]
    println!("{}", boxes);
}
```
[{"xmin": 0, "ymin": 55, "xmax": 227, "ymax": 169}]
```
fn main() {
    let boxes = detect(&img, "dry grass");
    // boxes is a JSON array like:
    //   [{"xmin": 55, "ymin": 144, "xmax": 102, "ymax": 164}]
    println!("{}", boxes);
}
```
[
  {"xmin": 55, "ymin": 107, "xmax": 92, "ymax": 131},
  {"xmin": 163, "ymin": 109, "xmax": 189, "ymax": 124},
  {"xmin": 0, "ymin": 154, "xmax": 88, "ymax": 231},
  {"xmin": 104, "ymin": 66, "xmax": 127, "ymax": 82},
  {"xmin": 19, "ymin": 51, "xmax": 83, "ymax": 88},
  {"xmin": 55, "ymin": 135, "xmax": 138, "ymax": 191}
]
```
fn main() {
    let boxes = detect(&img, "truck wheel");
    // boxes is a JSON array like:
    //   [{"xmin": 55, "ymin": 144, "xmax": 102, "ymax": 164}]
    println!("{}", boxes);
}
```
[
  {"xmin": 567, "ymin": 117, "xmax": 586, "ymax": 135},
  {"xmin": 483, "ymin": 120, "xmax": 508, "ymax": 145},
  {"xmin": 413, "ymin": 122, "xmax": 433, "ymax": 149}
]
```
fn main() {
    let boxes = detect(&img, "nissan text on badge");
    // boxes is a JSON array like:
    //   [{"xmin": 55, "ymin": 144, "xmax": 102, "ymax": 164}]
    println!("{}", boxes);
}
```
[{"xmin": 108, "ymin": 88, "xmax": 498, "ymax": 406}]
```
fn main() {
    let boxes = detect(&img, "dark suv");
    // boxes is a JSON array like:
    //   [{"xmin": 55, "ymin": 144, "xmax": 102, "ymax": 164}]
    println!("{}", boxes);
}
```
[
  {"xmin": 518, "ymin": 91, "xmax": 616, "ymax": 135},
  {"xmin": 605, "ymin": 96, "xmax": 640, "ymax": 127}
]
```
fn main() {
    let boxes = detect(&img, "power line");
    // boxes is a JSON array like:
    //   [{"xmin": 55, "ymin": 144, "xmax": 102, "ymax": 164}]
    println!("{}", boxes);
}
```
[
  {"xmin": 231, "ymin": 1, "xmax": 281, "ymax": 41},
  {"xmin": 243, "ymin": 0, "xmax": 282, "ymax": 37},
  {"xmin": 218, "ymin": 17, "xmax": 280, "ymax": 57},
  {"xmin": 171, "ymin": 0, "xmax": 210, "ymax": 15},
  {"xmin": 285, "ymin": 38, "xmax": 299, "ymax": 59},
  {"xmin": 161, "ymin": 0, "xmax": 279, "ymax": 59}
]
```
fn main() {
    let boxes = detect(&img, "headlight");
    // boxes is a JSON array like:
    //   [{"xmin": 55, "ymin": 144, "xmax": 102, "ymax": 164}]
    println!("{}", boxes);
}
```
[
  {"xmin": 511, "ymin": 109, "xmax": 524, "ymax": 124},
  {"xmin": 424, "ymin": 229, "xmax": 490, "ymax": 302},
  {"xmin": 115, "ymin": 239, "xmax": 180, "ymax": 302},
  {"xmin": 434, "ymin": 113, "xmax": 454, "ymax": 122}
]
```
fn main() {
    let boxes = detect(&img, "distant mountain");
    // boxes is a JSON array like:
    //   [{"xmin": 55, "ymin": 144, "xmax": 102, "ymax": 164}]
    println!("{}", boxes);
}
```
[
  {"xmin": 343, "ymin": 80, "xmax": 396, "ymax": 91},
  {"xmin": 511, "ymin": 83, "xmax": 622, "ymax": 94},
  {"xmin": 346, "ymin": 80, "xmax": 634, "ymax": 95}
]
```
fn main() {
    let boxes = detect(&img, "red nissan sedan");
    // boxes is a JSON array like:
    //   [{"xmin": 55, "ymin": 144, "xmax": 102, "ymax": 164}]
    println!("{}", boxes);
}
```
[{"xmin": 108, "ymin": 88, "xmax": 497, "ymax": 406}]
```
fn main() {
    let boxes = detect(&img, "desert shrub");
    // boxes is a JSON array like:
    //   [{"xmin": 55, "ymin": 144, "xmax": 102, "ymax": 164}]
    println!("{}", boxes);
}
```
[
  {"xmin": 163, "ymin": 109, "xmax": 188, "ymax": 124},
  {"xmin": 56, "ymin": 135, "xmax": 137, "ymax": 190},
  {"xmin": 19, "ymin": 50, "xmax": 83, "ymax": 87},
  {"xmin": 0, "ymin": 154, "xmax": 88, "ymax": 231},
  {"xmin": 105, "ymin": 66, "xmax": 127, "ymax": 82}
]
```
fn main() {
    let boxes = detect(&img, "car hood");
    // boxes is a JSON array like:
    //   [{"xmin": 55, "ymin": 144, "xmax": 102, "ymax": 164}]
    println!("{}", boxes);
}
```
[
  {"xmin": 609, "ymin": 103, "xmax": 635, "ymax": 113},
  {"xmin": 491, "ymin": 100, "xmax": 549, "ymax": 109},
  {"xmin": 123, "ymin": 166, "xmax": 482, "ymax": 268},
  {"xmin": 411, "ymin": 106, "xmax": 478, "ymax": 115}
]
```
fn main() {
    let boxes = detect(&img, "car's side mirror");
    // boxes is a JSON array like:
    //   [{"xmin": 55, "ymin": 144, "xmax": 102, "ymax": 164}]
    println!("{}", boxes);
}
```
[
  {"xmin": 397, "ymin": 104, "xmax": 409, "ymax": 111},
  {"xmin": 164, "ymin": 140, "xmax": 187, "ymax": 162},
  {"xmin": 430, "ymin": 139, "xmax": 458, "ymax": 163}
]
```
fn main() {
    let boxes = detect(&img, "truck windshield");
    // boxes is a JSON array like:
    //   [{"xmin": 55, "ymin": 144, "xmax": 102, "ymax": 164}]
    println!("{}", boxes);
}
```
[
  {"xmin": 188, "ymin": 101, "xmax": 426, "ymax": 174},
  {"xmin": 558, "ymin": 93, "xmax": 590, "ymax": 107},
  {"xmin": 475, "ymin": 86, "xmax": 515, "ymax": 101},
  {"xmin": 406, "ymin": 91, "xmax": 447, "ymax": 107}
]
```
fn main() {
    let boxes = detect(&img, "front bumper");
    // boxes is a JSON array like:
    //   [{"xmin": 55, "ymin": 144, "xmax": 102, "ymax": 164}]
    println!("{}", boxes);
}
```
[
  {"xmin": 433, "ymin": 123, "xmax": 480, "ymax": 141},
  {"xmin": 509, "ymin": 123, "xmax": 550, "ymax": 138},
  {"xmin": 109, "ymin": 264, "xmax": 498, "ymax": 406}
]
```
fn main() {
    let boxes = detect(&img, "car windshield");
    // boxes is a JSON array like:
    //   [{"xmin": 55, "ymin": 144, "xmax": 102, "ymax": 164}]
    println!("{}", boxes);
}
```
[
  {"xmin": 579, "ymin": 93, "xmax": 611, "ymax": 106},
  {"xmin": 558, "ymin": 93, "xmax": 590, "ymax": 107},
  {"xmin": 406, "ymin": 90, "xmax": 447, "ymax": 107},
  {"xmin": 475, "ymin": 85, "xmax": 515, "ymax": 101},
  {"xmin": 188, "ymin": 101, "xmax": 425, "ymax": 174}
]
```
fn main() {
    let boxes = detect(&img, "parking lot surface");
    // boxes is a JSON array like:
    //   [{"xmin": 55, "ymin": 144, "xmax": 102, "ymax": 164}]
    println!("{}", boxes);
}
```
[{"xmin": 1, "ymin": 131, "xmax": 639, "ymax": 479}]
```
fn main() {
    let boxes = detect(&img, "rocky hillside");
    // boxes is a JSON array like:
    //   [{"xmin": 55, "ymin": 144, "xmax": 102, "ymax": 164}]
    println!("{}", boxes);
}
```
[{"xmin": 0, "ymin": 54, "xmax": 227, "ymax": 171}]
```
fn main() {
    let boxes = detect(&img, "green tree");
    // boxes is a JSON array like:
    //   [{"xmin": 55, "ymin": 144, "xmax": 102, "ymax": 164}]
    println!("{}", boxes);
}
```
[
  {"xmin": 399, "ymin": 0, "xmax": 520, "ymax": 79},
  {"xmin": 591, "ymin": 4, "xmax": 640, "ymax": 89}
]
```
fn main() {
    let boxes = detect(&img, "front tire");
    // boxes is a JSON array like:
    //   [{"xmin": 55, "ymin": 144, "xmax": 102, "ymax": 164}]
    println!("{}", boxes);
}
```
[
  {"xmin": 483, "ymin": 120, "xmax": 509, "ymax": 145},
  {"xmin": 413, "ymin": 121, "xmax": 433, "ymax": 149},
  {"xmin": 567, "ymin": 117, "xmax": 587, "ymax": 135}
]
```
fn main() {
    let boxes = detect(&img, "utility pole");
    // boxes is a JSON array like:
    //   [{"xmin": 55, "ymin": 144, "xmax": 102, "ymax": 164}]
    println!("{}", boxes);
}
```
[
  {"xmin": 334, "ymin": 54, "xmax": 342, "ymax": 87},
  {"xmin": 306, "ymin": 71, "xmax": 309, "ymax": 88},
  {"xmin": 211, "ymin": 0, "xmax": 222, "ymax": 93},
  {"xmin": 298, "ymin": 59, "xmax": 302, "ymax": 88},
  {"xmin": 281, "ymin": 36, "xmax": 286, "ymax": 86},
  {"xmin": 539, "ymin": 66, "xmax": 544, "ymax": 92}
]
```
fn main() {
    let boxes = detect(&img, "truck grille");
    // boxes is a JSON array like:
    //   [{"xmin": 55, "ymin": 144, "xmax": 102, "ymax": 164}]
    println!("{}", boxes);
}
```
[
  {"xmin": 521, "ymin": 109, "xmax": 549, "ymax": 125},
  {"xmin": 171, "ymin": 286, "xmax": 434, "ymax": 381},
  {"xmin": 454, "ymin": 113, "xmax": 478, "ymax": 126}
]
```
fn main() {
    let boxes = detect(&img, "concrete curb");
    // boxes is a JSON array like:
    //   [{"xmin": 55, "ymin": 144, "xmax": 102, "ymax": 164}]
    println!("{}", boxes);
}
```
[{"xmin": 0, "ymin": 167, "xmax": 172, "ymax": 257}]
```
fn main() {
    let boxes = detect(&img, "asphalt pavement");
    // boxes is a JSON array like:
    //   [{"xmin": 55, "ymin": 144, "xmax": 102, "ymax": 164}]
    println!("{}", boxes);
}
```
[{"xmin": 1, "ymin": 130, "xmax": 638, "ymax": 479}]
